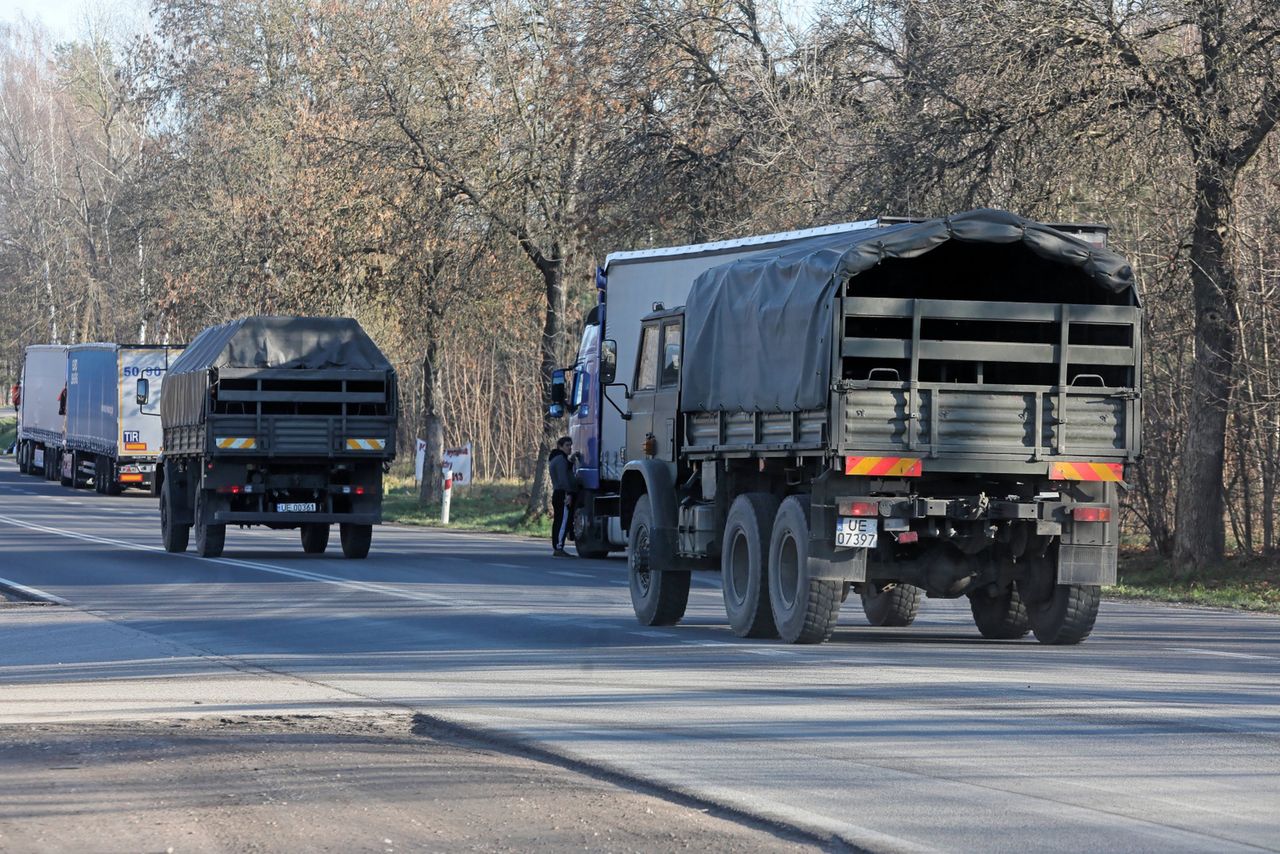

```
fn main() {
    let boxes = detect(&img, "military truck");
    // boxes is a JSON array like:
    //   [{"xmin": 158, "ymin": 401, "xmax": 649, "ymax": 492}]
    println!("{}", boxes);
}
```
[
  {"xmin": 15, "ymin": 344, "xmax": 67, "ymax": 480},
  {"xmin": 557, "ymin": 210, "xmax": 1139, "ymax": 645},
  {"xmin": 159, "ymin": 316, "xmax": 398, "ymax": 558},
  {"xmin": 62, "ymin": 343, "xmax": 181, "ymax": 493}
]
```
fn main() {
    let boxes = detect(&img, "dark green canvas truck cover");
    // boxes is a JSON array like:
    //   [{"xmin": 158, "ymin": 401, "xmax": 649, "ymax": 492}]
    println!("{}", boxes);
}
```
[
  {"xmin": 162, "ymin": 316, "xmax": 393, "ymax": 429},
  {"xmin": 680, "ymin": 209, "xmax": 1137, "ymax": 414}
]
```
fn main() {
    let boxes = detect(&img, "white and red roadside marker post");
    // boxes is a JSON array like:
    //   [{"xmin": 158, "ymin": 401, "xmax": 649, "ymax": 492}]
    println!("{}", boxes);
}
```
[{"xmin": 440, "ymin": 465, "xmax": 453, "ymax": 525}]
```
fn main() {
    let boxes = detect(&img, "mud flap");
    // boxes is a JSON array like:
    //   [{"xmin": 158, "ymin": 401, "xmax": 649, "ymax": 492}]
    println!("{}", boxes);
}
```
[
  {"xmin": 1057, "ymin": 544, "xmax": 1117, "ymax": 585},
  {"xmin": 808, "ymin": 549, "xmax": 867, "ymax": 582}
]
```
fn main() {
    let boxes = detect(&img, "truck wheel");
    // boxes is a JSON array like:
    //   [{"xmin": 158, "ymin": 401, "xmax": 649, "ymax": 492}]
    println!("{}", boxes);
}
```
[
  {"xmin": 102, "ymin": 457, "xmax": 121, "ymax": 496},
  {"xmin": 768, "ymin": 496, "xmax": 840, "ymax": 644},
  {"xmin": 1027, "ymin": 584, "xmax": 1100, "ymax": 645},
  {"xmin": 969, "ymin": 585, "xmax": 1031, "ymax": 639},
  {"xmin": 160, "ymin": 479, "xmax": 190, "ymax": 553},
  {"xmin": 340, "ymin": 523, "xmax": 372, "ymax": 559},
  {"xmin": 301, "ymin": 523, "xmax": 330, "ymax": 554},
  {"xmin": 721, "ymin": 493, "xmax": 780, "ymax": 638},
  {"xmin": 860, "ymin": 583, "xmax": 922, "ymax": 627},
  {"xmin": 70, "ymin": 452, "xmax": 87, "ymax": 489},
  {"xmin": 627, "ymin": 494, "xmax": 689, "ymax": 626},
  {"xmin": 573, "ymin": 504, "xmax": 611, "ymax": 559},
  {"xmin": 194, "ymin": 491, "xmax": 226, "ymax": 558}
]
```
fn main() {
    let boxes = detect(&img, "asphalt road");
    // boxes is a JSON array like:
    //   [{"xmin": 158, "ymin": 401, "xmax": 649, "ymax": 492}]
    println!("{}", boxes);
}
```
[{"xmin": 2, "ymin": 459, "xmax": 1278, "ymax": 853}]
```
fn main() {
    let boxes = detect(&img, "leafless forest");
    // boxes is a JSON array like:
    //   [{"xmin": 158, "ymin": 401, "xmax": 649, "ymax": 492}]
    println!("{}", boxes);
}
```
[{"xmin": 1, "ymin": 0, "xmax": 1278, "ymax": 571}]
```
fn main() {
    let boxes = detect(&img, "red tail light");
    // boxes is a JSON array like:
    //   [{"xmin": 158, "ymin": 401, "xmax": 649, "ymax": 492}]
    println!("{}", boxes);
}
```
[
  {"xmin": 1072, "ymin": 506, "xmax": 1111, "ymax": 522},
  {"xmin": 355, "ymin": 486, "xmax": 365, "ymax": 496},
  {"xmin": 838, "ymin": 499, "xmax": 879, "ymax": 517}
]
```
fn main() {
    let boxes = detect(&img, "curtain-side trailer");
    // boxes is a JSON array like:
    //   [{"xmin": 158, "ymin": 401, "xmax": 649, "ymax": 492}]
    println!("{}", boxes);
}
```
[{"xmin": 61, "ymin": 344, "xmax": 181, "ymax": 493}]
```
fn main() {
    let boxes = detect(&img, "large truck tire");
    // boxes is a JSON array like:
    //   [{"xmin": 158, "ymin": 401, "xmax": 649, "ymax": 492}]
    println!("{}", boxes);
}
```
[
  {"xmin": 721, "ymin": 492, "xmax": 780, "ymax": 638},
  {"xmin": 301, "ymin": 523, "xmax": 330, "ymax": 554},
  {"xmin": 860, "ymin": 583, "xmax": 923, "ymax": 627},
  {"xmin": 71, "ymin": 452, "xmax": 88, "ymax": 489},
  {"xmin": 627, "ymin": 493, "xmax": 689, "ymax": 626},
  {"xmin": 194, "ymin": 490, "xmax": 226, "ymax": 558},
  {"xmin": 1026, "ymin": 583, "xmax": 1100, "ymax": 645},
  {"xmin": 968, "ymin": 585, "xmax": 1031, "ymax": 639},
  {"xmin": 160, "ymin": 477, "xmax": 190, "ymax": 553},
  {"xmin": 340, "ymin": 523, "xmax": 372, "ymax": 559},
  {"xmin": 102, "ymin": 456, "xmax": 121, "ymax": 495},
  {"xmin": 573, "ymin": 503, "xmax": 611, "ymax": 559},
  {"xmin": 17, "ymin": 442, "xmax": 29, "ymax": 474},
  {"xmin": 768, "ymin": 496, "xmax": 840, "ymax": 644}
]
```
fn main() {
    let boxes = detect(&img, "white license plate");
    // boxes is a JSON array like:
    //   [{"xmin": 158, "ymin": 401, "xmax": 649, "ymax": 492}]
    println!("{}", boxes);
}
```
[
  {"xmin": 835, "ymin": 517, "xmax": 878, "ymax": 549},
  {"xmin": 277, "ymin": 503, "xmax": 318, "ymax": 513}
]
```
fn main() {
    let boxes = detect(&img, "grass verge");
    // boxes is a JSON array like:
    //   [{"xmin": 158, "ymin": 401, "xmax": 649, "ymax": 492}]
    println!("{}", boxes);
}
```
[
  {"xmin": 0, "ymin": 415, "xmax": 16, "ymax": 453},
  {"xmin": 381, "ymin": 475, "xmax": 551, "ymax": 539},
  {"xmin": 1111, "ymin": 550, "xmax": 1280, "ymax": 613}
]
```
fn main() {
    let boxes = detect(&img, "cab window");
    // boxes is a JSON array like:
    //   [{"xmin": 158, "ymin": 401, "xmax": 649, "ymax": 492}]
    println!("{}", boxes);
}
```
[
  {"xmin": 571, "ymin": 368, "xmax": 588, "ymax": 411},
  {"xmin": 636, "ymin": 325, "xmax": 659, "ymax": 390},
  {"xmin": 660, "ymin": 321, "xmax": 681, "ymax": 387}
]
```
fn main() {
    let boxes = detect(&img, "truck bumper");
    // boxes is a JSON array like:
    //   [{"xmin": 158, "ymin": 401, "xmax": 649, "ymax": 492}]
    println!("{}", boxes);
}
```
[{"xmin": 213, "ymin": 511, "xmax": 381, "ymax": 525}]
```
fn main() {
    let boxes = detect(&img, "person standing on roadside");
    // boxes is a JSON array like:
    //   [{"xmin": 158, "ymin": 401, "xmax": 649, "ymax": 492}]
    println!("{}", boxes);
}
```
[{"xmin": 548, "ymin": 436, "xmax": 575, "ymax": 556}]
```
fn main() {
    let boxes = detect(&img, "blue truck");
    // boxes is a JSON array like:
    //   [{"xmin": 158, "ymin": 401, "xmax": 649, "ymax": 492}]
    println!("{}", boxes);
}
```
[{"xmin": 61, "ymin": 344, "xmax": 181, "ymax": 493}]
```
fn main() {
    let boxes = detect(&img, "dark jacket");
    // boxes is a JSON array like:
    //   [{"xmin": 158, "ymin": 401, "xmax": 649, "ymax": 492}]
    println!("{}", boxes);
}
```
[{"xmin": 548, "ymin": 448, "xmax": 575, "ymax": 493}]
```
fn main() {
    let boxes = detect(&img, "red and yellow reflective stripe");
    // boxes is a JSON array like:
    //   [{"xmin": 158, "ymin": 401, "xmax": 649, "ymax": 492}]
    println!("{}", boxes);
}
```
[
  {"xmin": 845, "ymin": 456, "xmax": 922, "ymax": 477},
  {"xmin": 216, "ymin": 437, "xmax": 257, "ymax": 449},
  {"xmin": 1048, "ymin": 461, "xmax": 1123, "ymax": 482},
  {"xmin": 345, "ymin": 438, "xmax": 386, "ymax": 451}
]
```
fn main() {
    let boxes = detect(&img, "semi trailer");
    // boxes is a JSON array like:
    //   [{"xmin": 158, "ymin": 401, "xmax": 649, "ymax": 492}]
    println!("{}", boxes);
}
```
[
  {"xmin": 15, "ymin": 345, "xmax": 67, "ymax": 480},
  {"xmin": 553, "ymin": 209, "xmax": 1140, "ymax": 644},
  {"xmin": 61, "ymin": 343, "xmax": 181, "ymax": 493},
  {"xmin": 158, "ymin": 316, "xmax": 398, "ymax": 558}
]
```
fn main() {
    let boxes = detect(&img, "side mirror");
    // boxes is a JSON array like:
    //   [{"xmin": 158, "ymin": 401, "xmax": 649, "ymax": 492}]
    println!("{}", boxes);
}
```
[
  {"xmin": 601, "ymin": 339, "xmax": 617, "ymax": 385},
  {"xmin": 136, "ymin": 378, "xmax": 150, "ymax": 406},
  {"xmin": 548, "ymin": 369, "xmax": 567, "ymax": 418}
]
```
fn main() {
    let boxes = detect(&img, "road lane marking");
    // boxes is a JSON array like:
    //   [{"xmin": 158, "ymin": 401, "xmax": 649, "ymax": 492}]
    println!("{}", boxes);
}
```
[
  {"xmin": 1166, "ymin": 647, "xmax": 1277, "ymax": 662},
  {"xmin": 549, "ymin": 571, "xmax": 593, "ymax": 579},
  {"xmin": 488, "ymin": 563, "xmax": 526, "ymax": 570},
  {"xmin": 0, "ymin": 513, "xmax": 630, "ymax": 626}
]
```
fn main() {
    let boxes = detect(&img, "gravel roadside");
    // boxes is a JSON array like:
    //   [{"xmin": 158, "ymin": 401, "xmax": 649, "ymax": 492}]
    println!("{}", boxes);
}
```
[{"xmin": 0, "ymin": 714, "xmax": 828, "ymax": 853}]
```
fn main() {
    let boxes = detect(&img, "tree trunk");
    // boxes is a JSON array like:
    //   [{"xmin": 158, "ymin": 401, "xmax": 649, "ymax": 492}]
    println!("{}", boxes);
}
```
[
  {"xmin": 1172, "ymin": 172, "xmax": 1237, "ymax": 572},
  {"xmin": 523, "ymin": 250, "xmax": 567, "ymax": 522},
  {"xmin": 418, "ymin": 337, "xmax": 445, "ymax": 507}
]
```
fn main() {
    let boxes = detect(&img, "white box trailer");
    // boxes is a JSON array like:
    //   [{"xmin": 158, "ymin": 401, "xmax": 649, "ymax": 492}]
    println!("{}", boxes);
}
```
[
  {"xmin": 62, "ymin": 343, "xmax": 180, "ymax": 493},
  {"xmin": 16, "ymin": 344, "xmax": 68, "ymax": 479}
]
